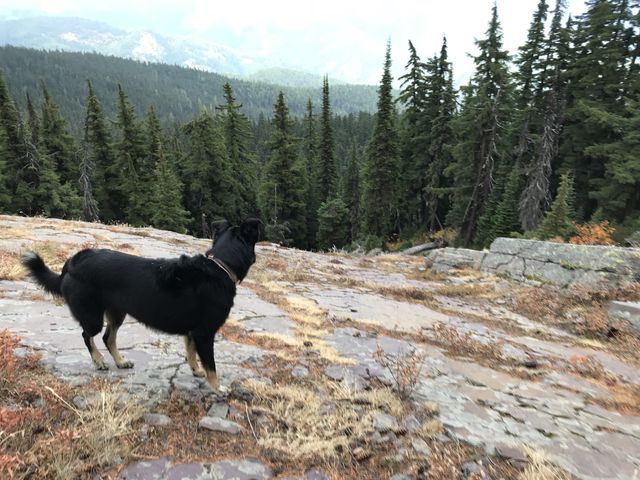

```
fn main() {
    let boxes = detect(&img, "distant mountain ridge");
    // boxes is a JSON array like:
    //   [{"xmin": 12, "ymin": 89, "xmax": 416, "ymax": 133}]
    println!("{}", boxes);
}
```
[{"xmin": 0, "ymin": 16, "xmax": 345, "ymax": 88}]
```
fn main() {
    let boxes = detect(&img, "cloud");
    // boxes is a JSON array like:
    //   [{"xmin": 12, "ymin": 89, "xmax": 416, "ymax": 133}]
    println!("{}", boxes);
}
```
[{"xmin": 0, "ymin": 0, "xmax": 587, "ymax": 85}]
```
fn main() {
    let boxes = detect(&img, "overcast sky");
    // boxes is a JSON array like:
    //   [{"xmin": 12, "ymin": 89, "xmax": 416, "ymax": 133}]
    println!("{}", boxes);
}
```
[{"xmin": 1, "ymin": 0, "xmax": 587, "ymax": 85}]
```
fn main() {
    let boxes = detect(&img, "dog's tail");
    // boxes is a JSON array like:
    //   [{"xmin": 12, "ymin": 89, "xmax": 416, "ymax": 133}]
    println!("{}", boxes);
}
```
[{"xmin": 21, "ymin": 252, "xmax": 63, "ymax": 297}]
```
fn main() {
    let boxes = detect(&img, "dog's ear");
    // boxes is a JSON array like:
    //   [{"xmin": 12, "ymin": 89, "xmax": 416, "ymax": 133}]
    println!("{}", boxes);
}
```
[
  {"xmin": 239, "ymin": 218, "xmax": 261, "ymax": 244},
  {"xmin": 211, "ymin": 219, "xmax": 231, "ymax": 240}
]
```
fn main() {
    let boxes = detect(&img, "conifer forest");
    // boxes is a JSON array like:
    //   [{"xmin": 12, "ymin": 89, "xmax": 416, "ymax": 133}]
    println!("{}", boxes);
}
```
[{"xmin": 0, "ymin": 0, "xmax": 639, "ymax": 250}]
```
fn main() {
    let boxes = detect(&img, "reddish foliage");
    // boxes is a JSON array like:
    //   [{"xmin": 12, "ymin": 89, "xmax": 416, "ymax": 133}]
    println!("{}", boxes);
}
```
[{"xmin": 569, "ymin": 220, "xmax": 615, "ymax": 245}]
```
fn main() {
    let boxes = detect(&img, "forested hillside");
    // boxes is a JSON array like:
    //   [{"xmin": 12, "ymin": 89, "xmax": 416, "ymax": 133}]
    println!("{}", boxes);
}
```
[
  {"xmin": 0, "ymin": 0, "xmax": 638, "ymax": 250},
  {"xmin": 0, "ymin": 46, "xmax": 378, "ymax": 133}
]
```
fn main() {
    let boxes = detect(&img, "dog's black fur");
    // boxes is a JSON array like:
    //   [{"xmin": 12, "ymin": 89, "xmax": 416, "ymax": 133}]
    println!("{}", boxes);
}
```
[{"xmin": 21, "ymin": 218, "xmax": 260, "ymax": 392}]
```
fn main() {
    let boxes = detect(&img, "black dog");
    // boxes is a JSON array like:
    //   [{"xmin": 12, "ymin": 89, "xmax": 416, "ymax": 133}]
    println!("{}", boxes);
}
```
[{"xmin": 21, "ymin": 218, "xmax": 260, "ymax": 393}]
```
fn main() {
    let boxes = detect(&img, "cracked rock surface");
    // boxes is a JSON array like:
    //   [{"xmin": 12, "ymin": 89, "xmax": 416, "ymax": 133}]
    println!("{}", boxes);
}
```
[{"xmin": 1, "ymin": 215, "xmax": 639, "ymax": 479}]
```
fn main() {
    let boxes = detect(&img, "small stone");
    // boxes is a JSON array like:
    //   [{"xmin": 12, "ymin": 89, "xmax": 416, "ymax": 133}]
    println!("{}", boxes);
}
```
[
  {"xmin": 304, "ymin": 468, "xmax": 331, "ymax": 480},
  {"xmin": 303, "ymin": 340, "xmax": 313, "ymax": 347},
  {"xmin": 319, "ymin": 401, "xmax": 337, "ymax": 416},
  {"xmin": 389, "ymin": 475, "xmax": 411, "ymax": 480},
  {"xmin": 353, "ymin": 447, "xmax": 372, "ymax": 461},
  {"xmin": 373, "ymin": 412, "xmax": 398, "ymax": 432},
  {"xmin": 292, "ymin": 365, "xmax": 309, "ymax": 378},
  {"xmin": 198, "ymin": 416, "xmax": 242, "ymax": 434},
  {"xmin": 402, "ymin": 415, "xmax": 421, "ymax": 432},
  {"xmin": 143, "ymin": 413, "xmax": 172, "ymax": 426},
  {"xmin": 229, "ymin": 380, "xmax": 253, "ymax": 403},
  {"xmin": 495, "ymin": 444, "xmax": 527, "ymax": 463},
  {"xmin": 72, "ymin": 395, "xmax": 87, "ymax": 410},
  {"xmin": 207, "ymin": 402, "xmax": 229, "ymax": 419},
  {"xmin": 521, "ymin": 359, "xmax": 539, "ymax": 369},
  {"xmin": 460, "ymin": 460, "xmax": 487, "ymax": 478},
  {"xmin": 411, "ymin": 438, "xmax": 431, "ymax": 456}
]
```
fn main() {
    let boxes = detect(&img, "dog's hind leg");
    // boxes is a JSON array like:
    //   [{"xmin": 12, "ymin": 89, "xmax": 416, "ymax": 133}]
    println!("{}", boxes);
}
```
[
  {"xmin": 69, "ymin": 298, "xmax": 108, "ymax": 370},
  {"xmin": 192, "ymin": 333, "xmax": 222, "ymax": 393},
  {"xmin": 83, "ymin": 332, "xmax": 108, "ymax": 370},
  {"xmin": 103, "ymin": 310, "xmax": 134, "ymax": 369},
  {"xmin": 184, "ymin": 335, "xmax": 205, "ymax": 377}
]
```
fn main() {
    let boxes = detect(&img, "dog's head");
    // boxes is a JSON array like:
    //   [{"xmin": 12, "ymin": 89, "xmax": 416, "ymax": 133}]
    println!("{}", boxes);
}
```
[{"xmin": 207, "ymin": 218, "xmax": 261, "ymax": 282}]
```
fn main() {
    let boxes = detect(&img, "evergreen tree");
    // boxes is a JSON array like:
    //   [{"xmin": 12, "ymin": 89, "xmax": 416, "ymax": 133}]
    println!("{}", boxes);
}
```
[
  {"xmin": 0, "ymin": 127, "xmax": 10, "ymax": 210},
  {"xmin": 397, "ymin": 40, "xmax": 427, "ymax": 232},
  {"xmin": 302, "ymin": 99, "xmax": 320, "ymax": 248},
  {"xmin": 519, "ymin": 0, "xmax": 569, "ymax": 231},
  {"xmin": 83, "ymin": 81, "xmax": 119, "ymax": 221},
  {"xmin": 40, "ymin": 83, "xmax": 80, "ymax": 188},
  {"xmin": 536, "ymin": 172, "xmax": 576, "ymax": 239},
  {"xmin": 341, "ymin": 139, "xmax": 361, "ymax": 242},
  {"xmin": 491, "ymin": 164, "xmax": 524, "ymax": 240},
  {"xmin": 149, "ymin": 139, "xmax": 190, "ymax": 233},
  {"xmin": 25, "ymin": 92, "xmax": 39, "ymax": 147},
  {"xmin": 316, "ymin": 197, "xmax": 350, "ymax": 250},
  {"xmin": 259, "ymin": 91, "xmax": 308, "ymax": 247},
  {"xmin": 114, "ymin": 84, "xmax": 151, "ymax": 225},
  {"xmin": 0, "ymin": 71, "xmax": 26, "ymax": 198},
  {"xmin": 425, "ymin": 37, "xmax": 456, "ymax": 232},
  {"xmin": 446, "ymin": 5, "xmax": 512, "ymax": 245},
  {"xmin": 217, "ymin": 82, "xmax": 258, "ymax": 219},
  {"xmin": 361, "ymin": 41, "xmax": 400, "ymax": 238},
  {"xmin": 182, "ymin": 111, "xmax": 235, "ymax": 232},
  {"xmin": 560, "ymin": 0, "xmax": 632, "ymax": 220},
  {"xmin": 318, "ymin": 76, "xmax": 337, "ymax": 202}
]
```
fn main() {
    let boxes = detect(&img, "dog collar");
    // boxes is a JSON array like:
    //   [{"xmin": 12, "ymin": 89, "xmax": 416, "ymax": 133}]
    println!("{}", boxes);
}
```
[{"xmin": 206, "ymin": 255, "xmax": 239, "ymax": 285}]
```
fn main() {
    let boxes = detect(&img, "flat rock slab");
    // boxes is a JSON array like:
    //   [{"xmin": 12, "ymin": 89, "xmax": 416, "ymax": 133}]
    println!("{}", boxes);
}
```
[
  {"xmin": 199, "ymin": 416, "xmax": 243, "ymax": 434},
  {"xmin": 120, "ymin": 458, "xmax": 272, "ymax": 480}
]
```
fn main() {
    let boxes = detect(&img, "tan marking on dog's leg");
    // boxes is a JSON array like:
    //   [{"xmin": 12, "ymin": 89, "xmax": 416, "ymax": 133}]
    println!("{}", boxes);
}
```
[
  {"xmin": 184, "ymin": 336, "xmax": 205, "ymax": 377},
  {"xmin": 105, "ymin": 323, "xmax": 134, "ymax": 369},
  {"xmin": 88, "ymin": 337, "xmax": 108, "ymax": 370},
  {"xmin": 204, "ymin": 366, "xmax": 221, "ymax": 392}
]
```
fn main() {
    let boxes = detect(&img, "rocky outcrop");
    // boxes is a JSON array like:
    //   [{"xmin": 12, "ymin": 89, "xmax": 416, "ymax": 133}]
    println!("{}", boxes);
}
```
[{"xmin": 426, "ymin": 238, "xmax": 640, "ymax": 290}]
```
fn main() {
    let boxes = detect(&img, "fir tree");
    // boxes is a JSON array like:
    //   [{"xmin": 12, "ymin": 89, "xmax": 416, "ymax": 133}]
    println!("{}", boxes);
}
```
[
  {"xmin": 318, "ymin": 76, "xmax": 336, "ymax": 203},
  {"xmin": 341, "ymin": 139, "xmax": 361, "ymax": 242},
  {"xmin": 491, "ymin": 164, "xmax": 524, "ymax": 240},
  {"xmin": 0, "ymin": 71, "xmax": 26, "ymax": 198},
  {"xmin": 25, "ymin": 92, "xmax": 39, "ymax": 147},
  {"xmin": 425, "ymin": 37, "xmax": 456, "ymax": 232},
  {"xmin": 536, "ymin": 172, "xmax": 576, "ymax": 239},
  {"xmin": 83, "ymin": 81, "xmax": 119, "ymax": 221},
  {"xmin": 561, "ymin": 0, "xmax": 632, "ymax": 220},
  {"xmin": 446, "ymin": 5, "xmax": 512, "ymax": 245},
  {"xmin": 182, "ymin": 111, "xmax": 235, "ymax": 232},
  {"xmin": 316, "ymin": 197, "xmax": 350, "ymax": 250},
  {"xmin": 114, "ymin": 84, "xmax": 150, "ymax": 225},
  {"xmin": 302, "ymin": 99, "xmax": 320, "ymax": 248},
  {"xmin": 397, "ymin": 40, "xmax": 427, "ymax": 232},
  {"xmin": 217, "ymin": 82, "xmax": 257, "ymax": 220},
  {"xmin": 0, "ymin": 127, "xmax": 10, "ymax": 210},
  {"xmin": 361, "ymin": 41, "xmax": 400, "ymax": 238},
  {"xmin": 40, "ymin": 83, "xmax": 80, "ymax": 188},
  {"xmin": 259, "ymin": 91, "xmax": 308, "ymax": 247},
  {"xmin": 519, "ymin": 0, "xmax": 569, "ymax": 231}
]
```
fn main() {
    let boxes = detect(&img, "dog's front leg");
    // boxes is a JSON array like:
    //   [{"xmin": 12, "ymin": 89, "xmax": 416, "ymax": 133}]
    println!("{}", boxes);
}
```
[
  {"xmin": 184, "ymin": 335, "xmax": 205, "ymax": 377},
  {"xmin": 192, "ymin": 333, "xmax": 224, "ymax": 394}
]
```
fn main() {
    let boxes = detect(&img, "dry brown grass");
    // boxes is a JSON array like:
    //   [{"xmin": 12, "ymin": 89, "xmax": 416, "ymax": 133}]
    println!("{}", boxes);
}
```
[
  {"xmin": 434, "ymin": 282, "xmax": 497, "ymax": 298},
  {"xmin": 373, "ymin": 344, "xmax": 427, "ymax": 400},
  {"xmin": 0, "ymin": 251, "xmax": 23, "ymax": 280},
  {"xmin": 518, "ymin": 447, "xmax": 571, "ymax": 480},
  {"xmin": 376, "ymin": 285, "xmax": 434, "ymax": 303},
  {"xmin": 430, "ymin": 322, "xmax": 504, "ymax": 362},
  {"xmin": 243, "ymin": 378, "xmax": 403, "ymax": 461},
  {"xmin": 0, "ymin": 329, "xmax": 143, "ymax": 479}
]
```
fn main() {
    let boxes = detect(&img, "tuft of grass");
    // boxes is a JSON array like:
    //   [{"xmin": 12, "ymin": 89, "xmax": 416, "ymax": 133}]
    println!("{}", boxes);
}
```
[
  {"xmin": 244, "ymin": 378, "xmax": 403, "ymax": 461},
  {"xmin": 373, "ymin": 344, "xmax": 427, "ymax": 401},
  {"xmin": 434, "ymin": 283, "xmax": 496, "ymax": 298},
  {"xmin": 430, "ymin": 322, "xmax": 504, "ymax": 362},
  {"xmin": 0, "ymin": 251, "xmax": 24, "ymax": 280},
  {"xmin": 518, "ymin": 447, "xmax": 571, "ymax": 480}
]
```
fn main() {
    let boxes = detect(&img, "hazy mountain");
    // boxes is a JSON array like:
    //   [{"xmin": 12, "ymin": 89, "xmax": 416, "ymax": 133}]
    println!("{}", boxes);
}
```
[{"xmin": 0, "ymin": 16, "xmax": 337, "ymax": 87}]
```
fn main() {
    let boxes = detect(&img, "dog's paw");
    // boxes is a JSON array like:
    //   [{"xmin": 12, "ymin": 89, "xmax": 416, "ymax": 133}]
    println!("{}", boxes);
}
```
[
  {"xmin": 95, "ymin": 362, "xmax": 109, "ymax": 371},
  {"xmin": 192, "ymin": 368, "xmax": 206, "ymax": 378},
  {"xmin": 117, "ymin": 360, "xmax": 135, "ymax": 369}
]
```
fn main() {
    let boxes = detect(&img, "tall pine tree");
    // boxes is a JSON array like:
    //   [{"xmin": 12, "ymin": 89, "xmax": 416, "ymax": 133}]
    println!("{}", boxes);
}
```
[
  {"xmin": 259, "ymin": 92, "xmax": 308, "ymax": 247},
  {"xmin": 361, "ymin": 41, "xmax": 400, "ymax": 239}
]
